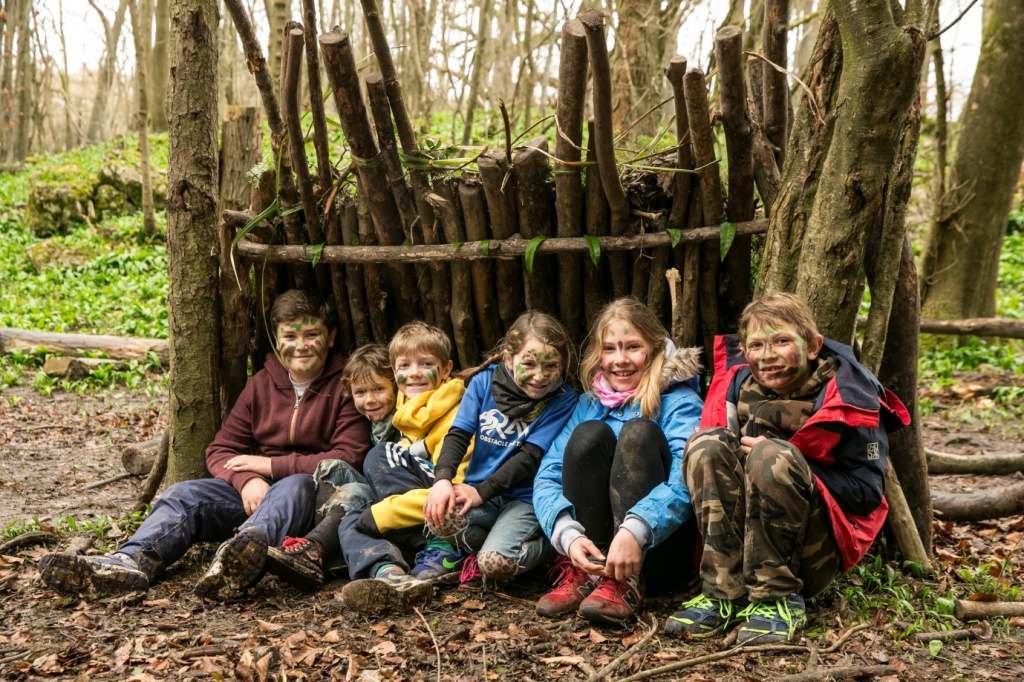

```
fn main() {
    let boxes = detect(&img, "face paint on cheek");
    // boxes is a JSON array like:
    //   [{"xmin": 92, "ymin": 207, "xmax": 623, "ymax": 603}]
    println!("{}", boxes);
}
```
[
  {"xmin": 396, "ymin": 373, "xmax": 408, "ymax": 385},
  {"xmin": 514, "ymin": 362, "xmax": 529, "ymax": 385},
  {"xmin": 425, "ymin": 367, "xmax": 439, "ymax": 387}
]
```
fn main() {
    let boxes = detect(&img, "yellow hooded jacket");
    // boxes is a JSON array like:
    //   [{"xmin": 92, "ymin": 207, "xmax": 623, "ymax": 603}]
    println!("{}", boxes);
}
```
[{"xmin": 369, "ymin": 377, "xmax": 474, "ymax": 533}]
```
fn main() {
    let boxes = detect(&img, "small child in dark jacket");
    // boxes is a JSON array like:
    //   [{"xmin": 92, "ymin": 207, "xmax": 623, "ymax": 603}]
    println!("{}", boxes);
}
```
[{"xmin": 666, "ymin": 292, "xmax": 909, "ymax": 643}]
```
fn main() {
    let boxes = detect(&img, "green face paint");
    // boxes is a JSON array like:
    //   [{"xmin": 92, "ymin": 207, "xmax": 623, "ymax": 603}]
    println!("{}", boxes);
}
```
[{"xmin": 425, "ymin": 367, "xmax": 439, "ymax": 387}]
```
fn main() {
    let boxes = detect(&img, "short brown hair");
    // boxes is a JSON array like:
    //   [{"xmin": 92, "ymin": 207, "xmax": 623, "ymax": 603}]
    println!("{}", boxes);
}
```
[
  {"xmin": 342, "ymin": 343, "xmax": 395, "ymax": 389},
  {"xmin": 460, "ymin": 310, "xmax": 575, "ymax": 381},
  {"xmin": 738, "ymin": 292, "xmax": 820, "ymax": 348},
  {"xmin": 270, "ymin": 289, "xmax": 337, "ymax": 334},
  {"xmin": 388, "ymin": 320, "xmax": 453, "ymax": 367}
]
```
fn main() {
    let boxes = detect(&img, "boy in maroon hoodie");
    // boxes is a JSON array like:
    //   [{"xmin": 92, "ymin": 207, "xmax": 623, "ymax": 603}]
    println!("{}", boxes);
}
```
[{"xmin": 38, "ymin": 290, "xmax": 371, "ymax": 601}]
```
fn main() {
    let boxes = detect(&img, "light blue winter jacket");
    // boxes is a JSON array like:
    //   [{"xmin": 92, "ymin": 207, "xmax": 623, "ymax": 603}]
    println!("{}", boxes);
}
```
[{"xmin": 533, "ymin": 347, "xmax": 704, "ymax": 549}]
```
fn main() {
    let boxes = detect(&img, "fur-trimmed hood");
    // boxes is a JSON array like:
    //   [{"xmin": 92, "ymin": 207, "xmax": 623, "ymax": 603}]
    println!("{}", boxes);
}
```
[{"xmin": 659, "ymin": 342, "xmax": 702, "ymax": 393}]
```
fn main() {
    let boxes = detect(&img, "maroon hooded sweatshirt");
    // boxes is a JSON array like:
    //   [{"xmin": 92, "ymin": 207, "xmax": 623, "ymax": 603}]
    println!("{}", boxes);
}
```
[{"xmin": 205, "ymin": 352, "xmax": 371, "ymax": 493}]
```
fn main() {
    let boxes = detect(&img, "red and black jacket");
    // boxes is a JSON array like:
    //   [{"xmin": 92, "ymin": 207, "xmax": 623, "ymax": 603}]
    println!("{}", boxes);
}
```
[{"xmin": 701, "ymin": 335, "xmax": 910, "ymax": 570}]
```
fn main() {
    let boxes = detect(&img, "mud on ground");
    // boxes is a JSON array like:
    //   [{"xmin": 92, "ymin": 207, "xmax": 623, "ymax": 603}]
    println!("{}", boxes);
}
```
[{"xmin": 0, "ymin": 379, "xmax": 1022, "ymax": 681}]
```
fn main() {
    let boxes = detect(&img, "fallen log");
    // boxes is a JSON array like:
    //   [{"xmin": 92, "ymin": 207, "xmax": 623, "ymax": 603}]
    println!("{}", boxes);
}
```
[
  {"xmin": 915, "ymin": 622, "xmax": 990, "ymax": 643},
  {"xmin": 135, "ymin": 432, "xmax": 169, "ymax": 512},
  {"xmin": 233, "ymin": 219, "xmax": 769, "ymax": 264},
  {"xmin": 955, "ymin": 599, "xmax": 1024, "ymax": 621},
  {"xmin": 122, "ymin": 438, "xmax": 162, "ymax": 476},
  {"xmin": 932, "ymin": 481, "xmax": 1024, "ymax": 521},
  {"xmin": 856, "ymin": 316, "xmax": 1024, "ymax": 339},
  {"xmin": 0, "ymin": 329, "xmax": 168, "ymax": 366},
  {"xmin": 42, "ymin": 356, "xmax": 123, "ymax": 380},
  {"xmin": 926, "ymin": 447, "xmax": 1024, "ymax": 475}
]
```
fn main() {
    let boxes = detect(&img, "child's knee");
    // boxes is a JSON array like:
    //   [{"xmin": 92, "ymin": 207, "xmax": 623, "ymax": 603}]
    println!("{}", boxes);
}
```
[
  {"xmin": 478, "ymin": 551, "xmax": 518, "ymax": 583},
  {"xmin": 744, "ymin": 440, "xmax": 811, "ymax": 494},
  {"xmin": 684, "ymin": 428, "xmax": 742, "ymax": 474}
]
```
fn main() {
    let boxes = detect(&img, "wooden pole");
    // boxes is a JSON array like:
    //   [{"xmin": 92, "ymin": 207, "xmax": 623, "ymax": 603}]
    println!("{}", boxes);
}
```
[
  {"xmin": 553, "ymin": 18, "xmax": 588, "ymax": 340},
  {"xmin": 578, "ymin": 10, "xmax": 630, "ymax": 233},
  {"xmin": 749, "ymin": 98, "xmax": 782, "ymax": 217},
  {"xmin": 340, "ymin": 200, "xmax": 372, "ymax": 345},
  {"xmin": 355, "ymin": 186, "xmax": 390, "ymax": 341},
  {"xmin": 232, "ymin": 220, "xmax": 770, "ymax": 263},
  {"xmin": 583, "ymin": 120, "xmax": 612, "ymax": 330},
  {"xmin": 683, "ymin": 67, "xmax": 725, "ymax": 356},
  {"xmin": 299, "ymin": 0, "xmax": 334, "ymax": 191},
  {"xmin": 478, "ymin": 150, "xmax": 524, "ymax": 330},
  {"xmin": 458, "ymin": 179, "xmax": 503, "ymax": 352},
  {"xmin": 426, "ymin": 191, "xmax": 480, "ymax": 366},
  {"xmin": 325, "ymin": 210, "xmax": 357, "ymax": 351},
  {"xmin": 762, "ymin": 0, "xmax": 790, "ymax": 167},
  {"xmin": 716, "ymin": 26, "xmax": 754, "ymax": 326},
  {"xmin": 516, "ymin": 136, "xmax": 558, "ymax": 316},
  {"xmin": 319, "ymin": 29, "xmax": 418, "ymax": 326}
]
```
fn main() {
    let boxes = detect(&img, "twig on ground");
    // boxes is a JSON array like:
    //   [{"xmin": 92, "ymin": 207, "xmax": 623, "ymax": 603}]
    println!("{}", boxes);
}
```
[
  {"xmin": 84, "ymin": 473, "xmax": 133, "ymax": 490},
  {"xmin": 779, "ymin": 664, "xmax": 896, "ymax": 682},
  {"xmin": 916, "ymin": 621, "xmax": 991, "ymax": 643},
  {"xmin": 574, "ymin": 660, "xmax": 599, "ymax": 678},
  {"xmin": 414, "ymin": 606, "xmax": 442, "ymax": 682},
  {"xmin": 178, "ymin": 645, "xmax": 230, "ymax": 660},
  {"xmin": 0, "ymin": 649, "xmax": 32, "ymax": 666},
  {"xmin": 587, "ymin": 612, "xmax": 658, "ymax": 682},
  {"xmin": 819, "ymin": 623, "xmax": 871, "ymax": 654},
  {"xmin": 0, "ymin": 532, "xmax": 57, "ymax": 554},
  {"xmin": 616, "ymin": 643, "xmax": 807, "ymax": 682},
  {"xmin": 493, "ymin": 590, "xmax": 540, "ymax": 608}
]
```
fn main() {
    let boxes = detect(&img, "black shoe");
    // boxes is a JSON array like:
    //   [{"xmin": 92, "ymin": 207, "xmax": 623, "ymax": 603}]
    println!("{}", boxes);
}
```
[
  {"xmin": 194, "ymin": 526, "xmax": 268, "ymax": 602},
  {"xmin": 264, "ymin": 538, "xmax": 325, "ymax": 589}
]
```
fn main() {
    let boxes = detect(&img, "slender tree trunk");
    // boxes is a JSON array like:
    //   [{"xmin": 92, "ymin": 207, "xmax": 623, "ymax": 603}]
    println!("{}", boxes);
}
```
[
  {"xmin": 919, "ymin": 0, "xmax": 1024, "ymax": 321},
  {"xmin": 264, "ymin": 0, "xmax": 287, "ymax": 101},
  {"xmin": 129, "ymin": 0, "xmax": 157, "ymax": 237},
  {"xmin": 166, "ymin": 0, "xmax": 221, "ymax": 483},
  {"xmin": 609, "ymin": 0, "xmax": 664, "ymax": 141},
  {"xmin": 149, "ymin": 0, "xmax": 170, "ymax": 131},
  {"xmin": 460, "ymin": 0, "xmax": 491, "ymax": 145},
  {"xmin": 11, "ymin": 0, "xmax": 32, "ymax": 161},
  {"xmin": 87, "ymin": 0, "xmax": 130, "ymax": 144},
  {"xmin": 0, "ymin": 0, "xmax": 18, "ymax": 160}
]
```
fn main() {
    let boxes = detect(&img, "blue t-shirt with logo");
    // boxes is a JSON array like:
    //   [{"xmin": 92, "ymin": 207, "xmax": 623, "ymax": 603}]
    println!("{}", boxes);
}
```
[{"xmin": 452, "ymin": 365, "xmax": 578, "ymax": 503}]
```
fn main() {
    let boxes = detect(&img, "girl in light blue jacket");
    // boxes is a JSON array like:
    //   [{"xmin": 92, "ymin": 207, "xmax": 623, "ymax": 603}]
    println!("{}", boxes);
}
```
[{"xmin": 533, "ymin": 298, "xmax": 703, "ymax": 624}]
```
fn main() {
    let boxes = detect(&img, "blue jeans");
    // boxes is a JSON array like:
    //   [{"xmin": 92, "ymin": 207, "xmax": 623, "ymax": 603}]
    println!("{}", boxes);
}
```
[
  {"xmin": 313, "ymin": 460, "xmax": 374, "ymax": 519},
  {"xmin": 116, "ymin": 475, "xmax": 316, "ymax": 579},
  {"xmin": 442, "ymin": 497, "xmax": 552, "ymax": 574}
]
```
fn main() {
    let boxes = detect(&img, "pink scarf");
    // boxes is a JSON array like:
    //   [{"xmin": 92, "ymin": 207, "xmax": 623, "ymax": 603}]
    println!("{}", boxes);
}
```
[{"xmin": 592, "ymin": 374, "xmax": 637, "ymax": 408}]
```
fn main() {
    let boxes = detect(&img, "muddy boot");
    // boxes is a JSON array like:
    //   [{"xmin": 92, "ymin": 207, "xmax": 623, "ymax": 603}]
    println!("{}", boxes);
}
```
[
  {"xmin": 341, "ymin": 566, "xmax": 433, "ymax": 615},
  {"xmin": 194, "ymin": 526, "xmax": 268, "ymax": 602},
  {"xmin": 38, "ymin": 552, "xmax": 150, "ymax": 599},
  {"xmin": 264, "ymin": 537, "xmax": 325, "ymax": 589}
]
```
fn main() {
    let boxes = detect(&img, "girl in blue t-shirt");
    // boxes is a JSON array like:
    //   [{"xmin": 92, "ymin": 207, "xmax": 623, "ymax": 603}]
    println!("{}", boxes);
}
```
[{"xmin": 423, "ymin": 311, "xmax": 578, "ymax": 589}]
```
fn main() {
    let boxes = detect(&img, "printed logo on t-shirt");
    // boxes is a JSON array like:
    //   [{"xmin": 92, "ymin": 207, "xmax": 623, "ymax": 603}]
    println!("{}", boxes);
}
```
[
  {"xmin": 866, "ymin": 442, "xmax": 880, "ymax": 460},
  {"xmin": 478, "ymin": 408, "xmax": 528, "ymax": 447}
]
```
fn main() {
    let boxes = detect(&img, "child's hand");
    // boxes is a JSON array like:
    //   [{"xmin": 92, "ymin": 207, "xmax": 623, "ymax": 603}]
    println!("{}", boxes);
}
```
[
  {"xmin": 224, "ymin": 455, "xmax": 273, "ymax": 477},
  {"xmin": 240, "ymin": 478, "xmax": 270, "ymax": 515},
  {"xmin": 740, "ymin": 435, "xmax": 768, "ymax": 456},
  {"xmin": 604, "ymin": 528, "xmax": 642, "ymax": 581},
  {"xmin": 567, "ymin": 536, "xmax": 606, "ymax": 574},
  {"xmin": 424, "ymin": 479, "xmax": 456, "ymax": 528},
  {"xmin": 452, "ymin": 484, "xmax": 483, "ymax": 514}
]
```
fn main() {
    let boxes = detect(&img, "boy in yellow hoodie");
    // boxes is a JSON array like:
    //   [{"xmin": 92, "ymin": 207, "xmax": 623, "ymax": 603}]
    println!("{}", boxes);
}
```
[{"xmin": 339, "ymin": 321, "xmax": 473, "ymax": 613}]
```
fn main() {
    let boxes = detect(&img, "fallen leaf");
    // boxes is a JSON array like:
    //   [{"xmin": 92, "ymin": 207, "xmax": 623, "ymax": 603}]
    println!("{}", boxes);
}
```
[
  {"xmin": 257, "ymin": 619, "xmax": 283, "ymax": 633},
  {"xmin": 368, "ymin": 640, "xmax": 396, "ymax": 656},
  {"xmin": 589, "ymin": 629, "xmax": 607, "ymax": 644},
  {"xmin": 369, "ymin": 623, "xmax": 392, "ymax": 636},
  {"xmin": 143, "ymin": 598, "xmax": 171, "ymax": 607},
  {"xmin": 540, "ymin": 655, "xmax": 584, "ymax": 666},
  {"xmin": 442, "ymin": 594, "xmax": 461, "ymax": 605},
  {"xmin": 322, "ymin": 630, "xmax": 341, "ymax": 643},
  {"xmin": 463, "ymin": 599, "xmax": 486, "ymax": 611}
]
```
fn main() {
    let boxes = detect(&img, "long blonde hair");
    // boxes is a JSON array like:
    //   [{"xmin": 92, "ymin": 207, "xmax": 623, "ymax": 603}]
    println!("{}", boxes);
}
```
[{"xmin": 579, "ymin": 298, "xmax": 668, "ymax": 419}]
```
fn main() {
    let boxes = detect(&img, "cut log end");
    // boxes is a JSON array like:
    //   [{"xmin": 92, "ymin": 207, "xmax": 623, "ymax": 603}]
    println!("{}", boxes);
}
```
[{"xmin": 578, "ymin": 9, "xmax": 605, "ymax": 31}]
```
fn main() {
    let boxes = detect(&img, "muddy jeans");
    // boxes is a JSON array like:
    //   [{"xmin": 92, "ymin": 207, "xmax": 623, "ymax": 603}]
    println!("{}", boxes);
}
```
[
  {"xmin": 116, "ymin": 475, "xmax": 317, "ymax": 579},
  {"xmin": 436, "ymin": 497, "xmax": 552, "ymax": 576},
  {"xmin": 338, "ymin": 442, "xmax": 434, "ymax": 579},
  {"xmin": 684, "ymin": 427, "xmax": 842, "ymax": 601}
]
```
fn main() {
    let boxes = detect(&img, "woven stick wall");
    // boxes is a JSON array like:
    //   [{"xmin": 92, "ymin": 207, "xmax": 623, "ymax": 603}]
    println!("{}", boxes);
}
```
[{"xmin": 220, "ymin": 1, "xmax": 784, "ymax": 396}]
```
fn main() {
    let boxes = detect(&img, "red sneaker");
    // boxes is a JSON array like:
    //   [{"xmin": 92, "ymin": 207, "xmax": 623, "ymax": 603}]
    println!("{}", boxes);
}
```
[
  {"xmin": 536, "ymin": 557, "xmax": 597, "ymax": 618},
  {"xmin": 578, "ymin": 576, "xmax": 645, "ymax": 624}
]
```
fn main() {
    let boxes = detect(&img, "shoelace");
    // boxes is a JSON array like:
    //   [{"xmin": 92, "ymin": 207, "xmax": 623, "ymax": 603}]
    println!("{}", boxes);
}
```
[
  {"xmin": 460, "ymin": 555, "xmax": 481, "ymax": 583},
  {"xmin": 281, "ymin": 536, "xmax": 309, "ymax": 553},
  {"xmin": 545, "ymin": 559, "xmax": 581, "ymax": 587},
  {"xmin": 680, "ymin": 593, "xmax": 731, "ymax": 619},
  {"xmin": 738, "ymin": 599, "xmax": 793, "ymax": 625}
]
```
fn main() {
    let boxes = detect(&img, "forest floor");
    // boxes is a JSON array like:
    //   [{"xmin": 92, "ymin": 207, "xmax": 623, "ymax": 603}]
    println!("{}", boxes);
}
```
[{"xmin": 0, "ymin": 372, "xmax": 1022, "ymax": 682}]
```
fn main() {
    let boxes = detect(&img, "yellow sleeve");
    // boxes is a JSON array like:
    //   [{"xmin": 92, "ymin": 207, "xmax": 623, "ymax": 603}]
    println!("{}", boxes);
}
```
[{"xmin": 370, "ymin": 488, "xmax": 431, "ymax": 533}]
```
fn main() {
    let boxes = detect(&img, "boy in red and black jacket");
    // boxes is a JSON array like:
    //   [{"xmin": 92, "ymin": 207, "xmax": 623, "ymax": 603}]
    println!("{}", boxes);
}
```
[
  {"xmin": 39, "ymin": 290, "xmax": 371, "ymax": 602},
  {"xmin": 666, "ymin": 293, "xmax": 909, "ymax": 643}
]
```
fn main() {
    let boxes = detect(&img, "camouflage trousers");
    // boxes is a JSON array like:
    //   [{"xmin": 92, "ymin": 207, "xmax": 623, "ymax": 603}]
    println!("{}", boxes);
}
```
[{"xmin": 684, "ymin": 427, "xmax": 842, "ymax": 601}]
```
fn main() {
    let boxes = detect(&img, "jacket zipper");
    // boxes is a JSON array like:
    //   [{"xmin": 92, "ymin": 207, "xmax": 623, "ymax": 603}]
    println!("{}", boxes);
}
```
[{"xmin": 289, "ymin": 393, "xmax": 303, "ymax": 445}]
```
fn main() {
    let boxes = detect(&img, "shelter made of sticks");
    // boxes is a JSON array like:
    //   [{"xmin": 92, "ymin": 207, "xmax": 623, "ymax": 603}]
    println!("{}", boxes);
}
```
[{"xmin": 218, "ymin": 2, "xmax": 784, "ymax": 408}]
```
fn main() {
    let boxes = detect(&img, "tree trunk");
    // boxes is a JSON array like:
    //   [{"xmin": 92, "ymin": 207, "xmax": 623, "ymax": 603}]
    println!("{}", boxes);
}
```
[
  {"xmin": 87, "ymin": 0, "xmax": 130, "ymax": 144},
  {"xmin": 129, "ymin": 0, "xmax": 157, "ymax": 237},
  {"xmin": 461, "ymin": 0, "xmax": 492, "ymax": 145},
  {"xmin": 264, "ymin": 0, "xmax": 288, "ymax": 101},
  {"xmin": 11, "ymin": 0, "xmax": 32, "ymax": 161},
  {"xmin": 609, "ymin": 0, "xmax": 662, "ymax": 141},
  {"xmin": 0, "ymin": 0, "xmax": 17, "ymax": 160},
  {"xmin": 919, "ymin": 0, "xmax": 1024, "ymax": 321},
  {"xmin": 753, "ymin": 3, "xmax": 933, "ymax": 563},
  {"xmin": 149, "ymin": 0, "xmax": 170, "ymax": 132},
  {"xmin": 166, "ymin": 0, "xmax": 221, "ymax": 483}
]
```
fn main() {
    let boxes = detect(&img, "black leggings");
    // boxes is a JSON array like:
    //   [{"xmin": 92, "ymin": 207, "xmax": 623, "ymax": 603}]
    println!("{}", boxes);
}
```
[
  {"xmin": 561, "ymin": 418, "xmax": 696, "ymax": 592},
  {"xmin": 561, "ymin": 419, "xmax": 672, "ymax": 549}
]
